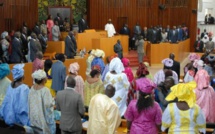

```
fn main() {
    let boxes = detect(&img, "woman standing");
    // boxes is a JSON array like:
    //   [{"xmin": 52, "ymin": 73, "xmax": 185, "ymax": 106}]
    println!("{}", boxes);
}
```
[
  {"xmin": 65, "ymin": 62, "xmax": 84, "ymax": 100},
  {"xmin": 162, "ymin": 82, "xmax": 206, "ymax": 133},
  {"xmin": 194, "ymin": 69, "xmax": 215, "ymax": 123},
  {"xmin": 84, "ymin": 66, "xmax": 104, "ymax": 108},
  {"xmin": 46, "ymin": 15, "xmax": 54, "ymax": 41},
  {"xmin": 29, "ymin": 70, "xmax": 55, "ymax": 134},
  {"xmin": 124, "ymin": 78, "xmax": 162, "ymax": 134}
]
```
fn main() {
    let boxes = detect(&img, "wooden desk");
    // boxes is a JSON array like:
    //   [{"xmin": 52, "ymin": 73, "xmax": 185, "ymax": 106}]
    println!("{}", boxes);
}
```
[
  {"xmin": 8, "ymin": 57, "xmax": 87, "ymax": 87},
  {"xmin": 45, "ymin": 41, "xmax": 65, "ymax": 55},
  {"xmin": 60, "ymin": 32, "xmax": 68, "ymax": 41},
  {"xmin": 92, "ymin": 35, "xmax": 129, "ymax": 62},
  {"xmin": 76, "ymin": 30, "xmax": 107, "ymax": 51},
  {"xmin": 146, "ymin": 39, "xmax": 190, "ymax": 65}
]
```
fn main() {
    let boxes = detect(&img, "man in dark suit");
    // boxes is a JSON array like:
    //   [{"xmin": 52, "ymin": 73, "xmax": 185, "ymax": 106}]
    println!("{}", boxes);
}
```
[
  {"xmin": 177, "ymin": 25, "xmax": 183, "ymax": 41},
  {"xmin": 114, "ymin": 40, "xmax": 123, "ymax": 59},
  {"xmin": 38, "ymin": 30, "xmax": 48, "ymax": 54},
  {"xmin": 33, "ymin": 22, "xmax": 41, "ymax": 36},
  {"xmin": 194, "ymin": 37, "xmax": 204, "ymax": 52},
  {"xmin": 148, "ymin": 27, "xmax": 158, "ymax": 44},
  {"xmin": 120, "ymin": 24, "xmax": 131, "ymax": 49},
  {"xmin": 71, "ymin": 30, "xmax": 77, "ymax": 51},
  {"xmin": 20, "ymin": 27, "xmax": 28, "ymax": 56},
  {"xmin": 56, "ymin": 76, "xmax": 85, "ymax": 134},
  {"xmin": 169, "ymin": 26, "xmax": 178, "ymax": 43},
  {"xmin": 141, "ymin": 27, "xmax": 148, "ymax": 41},
  {"xmin": 165, "ymin": 25, "xmax": 171, "ymax": 40},
  {"xmin": 208, "ymin": 14, "xmax": 215, "ymax": 24},
  {"xmin": 54, "ymin": 13, "xmax": 64, "ymax": 31},
  {"xmin": 51, "ymin": 53, "xmax": 66, "ymax": 92},
  {"xmin": 78, "ymin": 14, "xmax": 89, "ymax": 33},
  {"xmin": 9, "ymin": 32, "xmax": 23, "ymax": 63},
  {"xmin": 29, "ymin": 33, "xmax": 42, "ymax": 62},
  {"xmin": 201, "ymin": 29, "xmax": 208, "ymax": 39},
  {"xmin": 169, "ymin": 53, "xmax": 180, "ymax": 80},
  {"xmin": 65, "ymin": 31, "xmax": 76, "ymax": 59}
]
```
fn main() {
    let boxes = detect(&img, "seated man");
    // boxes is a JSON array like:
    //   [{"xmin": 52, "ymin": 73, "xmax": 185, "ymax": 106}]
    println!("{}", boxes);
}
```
[{"xmin": 88, "ymin": 84, "xmax": 121, "ymax": 134}]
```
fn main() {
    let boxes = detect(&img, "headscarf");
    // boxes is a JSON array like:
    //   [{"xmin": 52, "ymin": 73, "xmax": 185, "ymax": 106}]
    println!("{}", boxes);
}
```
[
  {"xmin": 32, "ymin": 69, "xmax": 46, "ymax": 80},
  {"xmin": 188, "ymin": 53, "xmax": 200, "ymax": 61},
  {"xmin": 109, "ymin": 57, "xmax": 124, "ymax": 74},
  {"xmin": 194, "ymin": 69, "xmax": 210, "ymax": 90},
  {"xmin": 136, "ymin": 63, "xmax": 149, "ymax": 77},
  {"xmin": 162, "ymin": 58, "xmax": 173, "ymax": 67},
  {"xmin": 90, "ymin": 49, "xmax": 96, "ymax": 55},
  {"xmin": 1, "ymin": 31, "xmax": 8, "ymax": 39},
  {"xmin": 92, "ymin": 65, "xmax": 101, "ymax": 72},
  {"xmin": 193, "ymin": 60, "xmax": 204, "ymax": 70},
  {"xmin": 166, "ymin": 81, "xmax": 197, "ymax": 108},
  {"xmin": 0, "ymin": 63, "xmax": 10, "ymax": 79},
  {"xmin": 68, "ymin": 62, "xmax": 80, "ymax": 75},
  {"xmin": 94, "ymin": 49, "xmax": 105, "ymax": 58},
  {"xmin": 121, "ymin": 58, "xmax": 130, "ymax": 67},
  {"xmin": 137, "ymin": 78, "xmax": 156, "ymax": 94},
  {"xmin": 143, "ymin": 62, "xmax": 149, "ymax": 67},
  {"xmin": 11, "ymin": 64, "xmax": 25, "ymax": 80}
]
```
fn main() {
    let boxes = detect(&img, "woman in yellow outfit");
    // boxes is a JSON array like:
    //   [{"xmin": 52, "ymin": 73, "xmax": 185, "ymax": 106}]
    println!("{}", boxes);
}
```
[
  {"xmin": 44, "ymin": 59, "xmax": 56, "ymax": 97},
  {"xmin": 161, "ymin": 81, "xmax": 206, "ymax": 134}
]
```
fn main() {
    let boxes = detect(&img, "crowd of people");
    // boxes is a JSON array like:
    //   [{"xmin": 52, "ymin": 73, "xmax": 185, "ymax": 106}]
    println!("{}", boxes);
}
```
[{"xmin": 0, "ymin": 47, "xmax": 215, "ymax": 134}]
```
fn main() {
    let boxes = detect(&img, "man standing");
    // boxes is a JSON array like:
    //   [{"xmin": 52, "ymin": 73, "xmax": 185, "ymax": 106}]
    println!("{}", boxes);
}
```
[
  {"xmin": 65, "ymin": 31, "xmax": 76, "ymax": 59},
  {"xmin": 56, "ymin": 76, "xmax": 85, "ymax": 134},
  {"xmin": 51, "ymin": 53, "xmax": 66, "ymax": 92},
  {"xmin": 52, "ymin": 21, "xmax": 61, "ymax": 41},
  {"xmin": 20, "ymin": 27, "xmax": 28, "ymax": 58},
  {"xmin": 114, "ymin": 40, "xmax": 123, "ymax": 59},
  {"xmin": 29, "ymin": 33, "xmax": 42, "ymax": 62},
  {"xmin": 194, "ymin": 37, "xmax": 204, "ymax": 52},
  {"xmin": 135, "ymin": 36, "xmax": 144, "ymax": 63},
  {"xmin": 105, "ymin": 19, "xmax": 116, "ymax": 38},
  {"xmin": 33, "ymin": 22, "xmax": 41, "ymax": 36},
  {"xmin": 169, "ymin": 26, "xmax": 178, "ymax": 43},
  {"xmin": 78, "ymin": 14, "xmax": 89, "ymax": 33},
  {"xmin": 169, "ymin": 53, "xmax": 180, "ymax": 80},
  {"xmin": 201, "ymin": 29, "xmax": 208, "ymax": 39},
  {"xmin": 38, "ymin": 30, "xmax": 48, "ymax": 54},
  {"xmin": 88, "ymin": 84, "xmax": 121, "ymax": 134},
  {"xmin": 120, "ymin": 24, "xmax": 131, "ymax": 50},
  {"xmin": 54, "ymin": 13, "xmax": 64, "ymax": 31}
]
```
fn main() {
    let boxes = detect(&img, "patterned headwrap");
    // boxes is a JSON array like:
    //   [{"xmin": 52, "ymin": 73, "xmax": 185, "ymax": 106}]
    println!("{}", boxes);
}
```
[
  {"xmin": 162, "ymin": 58, "xmax": 173, "ymax": 67},
  {"xmin": 0, "ymin": 63, "xmax": 10, "ymax": 79},
  {"xmin": 121, "ymin": 58, "xmax": 130, "ymax": 67},
  {"xmin": 137, "ymin": 78, "xmax": 156, "ymax": 94},
  {"xmin": 94, "ymin": 49, "xmax": 105, "ymax": 58},
  {"xmin": 188, "ymin": 53, "xmax": 200, "ymax": 61},
  {"xmin": 193, "ymin": 60, "xmax": 204, "ymax": 70},
  {"xmin": 136, "ymin": 63, "xmax": 149, "ymax": 77},
  {"xmin": 109, "ymin": 57, "xmax": 124, "ymax": 74},
  {"xmin": 68, "ymin": 62, "xmax": 80, "ymax": 75},
  {"xmin": 11, "ymin": 64, "xmax": 25, "ymax": 80},
  {"xmin": 166, "ymin": 81, "xmax": 197, "ymax": 108},
  {"xmin": 194, "ymin": 69, "xmax": 210, "ymax": 90},
  {"xmin": 91, "ymin": 65, "xmax": 101, "ymax": 72},
  {"xmin": 32, "ymin": 69, "xmax": 47, "ymax": 80}
]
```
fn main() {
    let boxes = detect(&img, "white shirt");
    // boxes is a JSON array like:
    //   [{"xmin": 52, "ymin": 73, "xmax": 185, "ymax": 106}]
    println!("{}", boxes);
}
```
[{"xmin": 105, "ymin": 23, "xmax": 116, "ymax": 37}]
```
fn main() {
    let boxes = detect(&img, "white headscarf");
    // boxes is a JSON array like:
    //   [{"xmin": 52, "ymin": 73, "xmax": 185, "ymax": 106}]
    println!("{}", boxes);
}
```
[
  {"xmin": 1, "ymin": 31, "xmax": 8, "ymax": 39},
  {"xmin": 94, "ymin": 49, "xmax": 105, "ymax": 58},
  {"xmin": 109, "ymin": 57, "xmax": 124, "ymax": 74},
  {"xmin": 32, "ymin": 70, "xmax": 46, "ymax": 80}
]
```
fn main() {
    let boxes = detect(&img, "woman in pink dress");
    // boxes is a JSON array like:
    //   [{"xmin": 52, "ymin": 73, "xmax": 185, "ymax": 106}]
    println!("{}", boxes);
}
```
[
  {"xmin": 124, "ymin": 78, "xmax": 162, "ymax": 134},
  {"xmin": 46, "ymin": 15, "xmax": 54, "ymax": 41},
  {"xmin": 194, "ymin": 69, "xmax": 215, "ymax": 123},
  {"xmin": 122, "ymin": 58, "xmax": 134, "ymax": 83}
]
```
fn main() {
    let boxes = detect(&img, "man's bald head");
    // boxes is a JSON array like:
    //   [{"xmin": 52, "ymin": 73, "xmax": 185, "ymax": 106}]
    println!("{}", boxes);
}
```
[
  {"xmin": 105, "ymin": 84, "xmax": 115, "ymax": 98},
  {"xmin": 67, "ymin": 75, "xmax": 76, "ymax": 88},
  {"xmin": 169, "ymin": 53, "xmax": 175, "ymax": 60}
]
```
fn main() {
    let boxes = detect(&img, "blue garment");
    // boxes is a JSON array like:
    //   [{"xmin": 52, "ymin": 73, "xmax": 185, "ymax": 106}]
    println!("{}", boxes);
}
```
[
  {"xmin": 204, "ymin": 65, "xmax": 213, "ymax": 76},
  {"xmin": 0, "ymin": 84, "xmax": 30, "ymax": 126},
  {"xmin": 101, "ymin": 64, "xmax": 109, "ymax": 81},
  {"xmin": 0, "ymin": 63, "xmax": 10, "ymax": 79},
  {"xmin": 91, "ymin": 57, "xmax": 105, "ymax": 74}
]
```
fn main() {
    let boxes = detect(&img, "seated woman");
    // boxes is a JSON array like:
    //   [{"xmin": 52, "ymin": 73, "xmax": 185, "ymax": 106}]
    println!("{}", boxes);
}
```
[
  {"xmin": 162, "ymin": 82, "xmax": 206, "ymax": 134},
  {"xmin": 44, "ymin": 59, "xmax": 56, "ymax": 97},
  {"xmin": 65, "ymin": 62, "xmax": 84, "ymax": 100},
  {"xmin": 0, "ymin": 64, "xmax": 30, "ymax": 126},
  {"xmin": 29, "ymin": 70, "xmax": 55, "ymax": 134},
  {"xmin": 104, "ymin": 57, "xmax": 130, "ymax": 117},
  {"xmin": 0, "ymin": 63, "xmax": 11, "ymax": 106},
  {"xmin": 154, "ymin": 58, "xmax": 178, "ymax": 85},
  {"xmin": 84, "ymin": 65, "xmax": 104, "ymax": 108},
  {"xmin": 156, "ymin": 76, "xmax": 175, "ymax": 111},
  {"xmin": 194, "ymin": 69, "xmax": 215, "ymax": 123},
  {"xmin": 124, "ymin": 78, "xmax": 162, "ymax": 134}
]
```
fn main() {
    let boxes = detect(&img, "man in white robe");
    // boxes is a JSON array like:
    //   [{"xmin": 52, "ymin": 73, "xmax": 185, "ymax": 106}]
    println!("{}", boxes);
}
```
[
  {"xmin": 52, "ymin": 21, "xmax": 61, "ymax": 41},
  {"xmin": 105, "ymin": 19, "xmax": 116, "ymax": 37}
]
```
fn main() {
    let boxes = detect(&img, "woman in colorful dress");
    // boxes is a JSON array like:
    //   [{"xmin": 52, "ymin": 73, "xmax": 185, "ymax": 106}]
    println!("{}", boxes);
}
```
[
  {"xmin": 84, "ymin": 65, "xmax": 104, "ymax": 108},
  {"xmin": 46, "ymin": 15, "xmax": 54, "ymax": 41},
  {"xmin": 44, "ymin": 59, "xmax": 56, "ymax": 97},
  {"xmin": 29, "ymin": 70, "xmax": 55, "ymax": 134},
  {"xmin": 65, "ymin": 62, "xmax": 84, "ymax": 100},
  {"xmin": 124, "ymin": 78, "xmax": 162, "ymax": 134},
  {"xmin": 162, "ymin": 82, "xmax": 206, "ymax": 134},
  {"xmin": 194, "ymin": 69, "xmax": 215, "ymax": 123},
  {"xmin": 104, "ymin": 57, "xmax": 130, "ymax": 117},
  {"xmin": 91, "ymin": 49, "xmax": 105, "ymax": 74},
  {"xmin": 0, "ymin": 64, "xmax": 30, "ymax": 126}
]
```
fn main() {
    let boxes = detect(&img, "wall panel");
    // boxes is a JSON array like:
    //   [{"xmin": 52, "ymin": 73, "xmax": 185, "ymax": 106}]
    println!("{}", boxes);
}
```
[
  {"xmin": 88, "ymin": 0, "xmax": 197, "ymax": 51},
  {"xmin": 0, "ymin": 0, "xmax": 38, "ymax": 33}
]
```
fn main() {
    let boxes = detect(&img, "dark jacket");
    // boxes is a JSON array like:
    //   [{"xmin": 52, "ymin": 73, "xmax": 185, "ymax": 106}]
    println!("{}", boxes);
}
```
[
  {"xmin": 65, "ymin": 36, "xmax": 76, "ymax": 59},
  {"xmin": 9, "ymin": 38, "xmax": 23, "ymax": 63}
]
